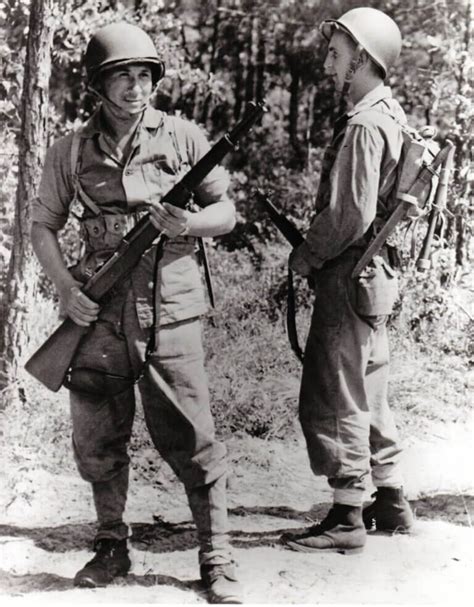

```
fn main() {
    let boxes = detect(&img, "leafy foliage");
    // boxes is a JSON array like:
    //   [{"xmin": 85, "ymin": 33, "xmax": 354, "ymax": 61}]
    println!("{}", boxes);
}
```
[{"xmin": 0, "ymin": 0, "xmax": 471, "ymax": 430}]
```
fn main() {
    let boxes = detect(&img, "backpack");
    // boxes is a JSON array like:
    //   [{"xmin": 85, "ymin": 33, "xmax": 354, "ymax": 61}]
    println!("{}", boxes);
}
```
[{"xmin": 351, "ymin": 117, "xmax": 455, "ymax": 278}]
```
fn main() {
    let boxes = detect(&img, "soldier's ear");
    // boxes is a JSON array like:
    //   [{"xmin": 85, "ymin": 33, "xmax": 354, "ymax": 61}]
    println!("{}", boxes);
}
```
[{"xmin": 357, "ymin": 50, "xmax": 370, "ymax": 68}]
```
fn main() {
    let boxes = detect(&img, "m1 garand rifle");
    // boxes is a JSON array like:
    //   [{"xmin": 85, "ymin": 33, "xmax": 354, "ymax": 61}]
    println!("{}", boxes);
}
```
[
  {"xmin": 255, "ymin": 189, "xmax": 305, "ymax": 361},
  {"xmin": 25, "ymin": 101, "xmax": 267, "ymax": 392}
]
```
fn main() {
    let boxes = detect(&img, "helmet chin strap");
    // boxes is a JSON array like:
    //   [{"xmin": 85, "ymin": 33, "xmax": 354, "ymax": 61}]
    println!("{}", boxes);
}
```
[
  {"xmin": 87, "ymin": 83, "xmax": 153, "ymax": 121},
  {"xmin": 337, "ymin": 43, "xmax": 363, "ymax": 117}
]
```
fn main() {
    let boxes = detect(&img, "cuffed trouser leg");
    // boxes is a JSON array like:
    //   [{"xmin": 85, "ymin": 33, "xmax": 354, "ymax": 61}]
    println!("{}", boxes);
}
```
[
  {"xmin": 299, "ymin": 266, "xmax": 369, "ymax": 506},
  {"xmin": 126, "ymin": 310, "xmax": 232, "ymax": 566},
  {"xmin": 68, "ymin": 285, "xmax": 137, "ymax": 544}
]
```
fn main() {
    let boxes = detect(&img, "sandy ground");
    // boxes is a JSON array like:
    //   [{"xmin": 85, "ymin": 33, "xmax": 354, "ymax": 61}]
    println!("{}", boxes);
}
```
[{"xmin": 0, "ymin": 422, "xmax": 473, "ymax": 606}]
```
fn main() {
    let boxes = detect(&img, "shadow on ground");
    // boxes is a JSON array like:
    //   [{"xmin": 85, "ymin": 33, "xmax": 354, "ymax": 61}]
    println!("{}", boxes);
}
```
[
  {"xmin": 0, "ymin": 494, "xmax": 472, "ymax": 552},
  {"xmin": 0, "ymin": 569, "xmax": 203, "ymax": 597},
  {"xmin": 0, "ymin": 494, "xmax": 472, "ymax": 595}
]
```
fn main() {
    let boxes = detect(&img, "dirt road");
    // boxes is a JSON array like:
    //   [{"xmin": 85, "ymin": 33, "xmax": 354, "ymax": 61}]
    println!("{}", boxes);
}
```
[{"xmin": 1, "ymin": 425, "xmax": 473, "ymax": 605}]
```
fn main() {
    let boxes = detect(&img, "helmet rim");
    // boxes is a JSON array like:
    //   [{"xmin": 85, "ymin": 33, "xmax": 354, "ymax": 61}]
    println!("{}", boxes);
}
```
[
  {"xmin": 88, "ymin": 57, "xmax": 165, "ymax": 86},
  {"xmin": 84, "ymin": 22, "xmax": 166, "ymax": 86}
]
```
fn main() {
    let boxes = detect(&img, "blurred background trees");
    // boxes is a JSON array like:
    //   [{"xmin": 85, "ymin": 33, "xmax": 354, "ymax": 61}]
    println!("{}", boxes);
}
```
[{"xmin": 0, "ymin": 0, "xmax": 472, "ymax": 403}]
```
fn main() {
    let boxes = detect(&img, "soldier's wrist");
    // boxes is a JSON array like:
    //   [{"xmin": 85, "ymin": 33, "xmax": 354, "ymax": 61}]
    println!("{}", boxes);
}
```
[{"xmin": 179, "ymin": 215, "xmax": 192, "ymax": 237}]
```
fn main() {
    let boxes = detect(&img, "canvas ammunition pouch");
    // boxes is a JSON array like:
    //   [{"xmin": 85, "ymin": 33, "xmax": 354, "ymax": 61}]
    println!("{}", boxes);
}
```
[
  {"xmin": 352, "ymin": 254, "xmax": 398, "ymax": 317},
  {"xmin": 69, "ymin": 213, "xmax": 147, "ymax": 282},
  {"xmin": 81, "ymin": 213, "xmax": 134, "ymax": 250}
]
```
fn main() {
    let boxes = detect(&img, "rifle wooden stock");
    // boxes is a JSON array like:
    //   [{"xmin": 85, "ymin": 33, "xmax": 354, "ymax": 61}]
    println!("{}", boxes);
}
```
[
  {"xmin": 417, "ymin": 141, "xmax": 455, "ymax": 271},
  {"xmin": 25, "ymin": 102, "xmax": 267, "ymax": 391},
  {"xmin": 25, "ymin": 319, "xmax": 89, "ymax": 392}
]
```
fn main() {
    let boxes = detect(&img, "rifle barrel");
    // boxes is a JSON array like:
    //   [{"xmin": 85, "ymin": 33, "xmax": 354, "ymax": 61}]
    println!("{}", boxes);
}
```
[{"xmin": 255, "ymin": 189, "xmax": 304, "ymax": 248}]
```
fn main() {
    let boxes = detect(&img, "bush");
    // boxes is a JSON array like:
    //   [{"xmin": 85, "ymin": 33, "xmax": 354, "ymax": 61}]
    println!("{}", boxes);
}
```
[
  {"xmin": 390, "ymin": 248, "xmax": 472, "ymax": 356},
  {"xmin": 201, "ymin": 244, "xmax": 305, "ymax": 439}
]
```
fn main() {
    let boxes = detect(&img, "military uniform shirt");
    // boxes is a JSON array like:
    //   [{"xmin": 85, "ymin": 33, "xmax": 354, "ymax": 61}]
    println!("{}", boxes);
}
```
[
  {"xmin": 301, "ymin": 84, "xmax": 406, "ymax": 269},
  {"xmin": 32, "ymin": 106, "xmax": 231, "ymax": 326}
]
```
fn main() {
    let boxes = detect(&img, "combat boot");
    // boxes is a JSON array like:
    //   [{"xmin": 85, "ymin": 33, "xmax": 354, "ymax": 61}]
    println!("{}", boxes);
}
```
[
  {"xmin": 73, "ymin": 538, "xmax": 131, "ymax": 588},
  {"xmin": 280, "ymin": 504, "xmax": 366, "ymax": 554},
  {"xmin": 201, "ymin": 562, "xmax": 243, "ymax": 604},
  {"xmin": 363, "ymin": 487, "xmax": 413, "ymax": 532}
]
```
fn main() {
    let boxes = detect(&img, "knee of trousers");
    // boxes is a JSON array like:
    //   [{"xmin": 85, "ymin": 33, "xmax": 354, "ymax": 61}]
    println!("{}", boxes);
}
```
[
  {"xmin": 72, "ymin": 434, "xmax": 130, "ymax": 483},
  {"xmin": 166, "ymin": 440, "xmax": 228, "ymax": 490}
]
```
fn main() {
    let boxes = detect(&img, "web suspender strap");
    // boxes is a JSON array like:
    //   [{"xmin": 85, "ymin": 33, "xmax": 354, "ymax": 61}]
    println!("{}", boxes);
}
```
[{"xmin": 70, "ymin": 128, "xmax": 102, "ymax": 216}]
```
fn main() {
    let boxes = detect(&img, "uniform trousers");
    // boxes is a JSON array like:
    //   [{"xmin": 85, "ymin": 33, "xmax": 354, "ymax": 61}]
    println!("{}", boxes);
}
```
[
  {"xmin": 69, "ymin": 288, "xmax": 231, "ymax": 566},
  {"xmin": 299, "ymin": 255, "xmax": 404, "ymax": 506}
]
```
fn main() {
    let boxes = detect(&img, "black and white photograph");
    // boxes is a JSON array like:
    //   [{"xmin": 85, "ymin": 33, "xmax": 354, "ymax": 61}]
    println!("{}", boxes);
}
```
[{"xmin": 0, "ymin": 0, "xmax": 472, "ymax": 605}]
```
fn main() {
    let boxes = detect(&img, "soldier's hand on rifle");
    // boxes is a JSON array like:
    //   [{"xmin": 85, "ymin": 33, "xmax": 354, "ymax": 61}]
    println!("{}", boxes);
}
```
[
  {"xmin": 61, "ymin": 283, "xmax": 100, "ymax": 327},
  {"xmin": 149, "ymin": 201, "xmax": 191, "ymax": 238}
]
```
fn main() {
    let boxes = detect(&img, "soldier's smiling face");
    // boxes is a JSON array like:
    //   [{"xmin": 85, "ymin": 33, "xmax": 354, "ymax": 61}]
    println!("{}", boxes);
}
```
[{"xmin": 102, "ymin": 64, "xmax": 153, "ymax": 111}]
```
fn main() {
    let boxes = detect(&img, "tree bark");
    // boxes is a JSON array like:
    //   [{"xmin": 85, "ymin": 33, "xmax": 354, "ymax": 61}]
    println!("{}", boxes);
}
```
[{"xmin": 0, "ymin": 0, "xmax": 54, "ymax": 398}]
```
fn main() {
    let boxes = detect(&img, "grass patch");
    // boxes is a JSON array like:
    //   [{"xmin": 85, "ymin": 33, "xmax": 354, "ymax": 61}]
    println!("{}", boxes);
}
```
[{"xmin": 1, "ymin": 244, "xmax": 471, "ymax": 480}]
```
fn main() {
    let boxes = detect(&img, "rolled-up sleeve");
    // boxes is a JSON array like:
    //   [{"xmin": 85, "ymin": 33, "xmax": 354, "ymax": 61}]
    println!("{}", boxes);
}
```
[
  {"xmin": 183, "ymin": 122, "xmax": 231, "ymax": 206},
  {"xmin": 32, "ymin": 135, "xmax": 74, "ymax": 231},
  {"xmin": 303, "ymin": 124, "xmax": 384, "ymax": 268}
]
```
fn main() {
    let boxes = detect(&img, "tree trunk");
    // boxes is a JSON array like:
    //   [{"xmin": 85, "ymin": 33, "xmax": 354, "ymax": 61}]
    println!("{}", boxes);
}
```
[
  {"xmin": 0, "ymin": 0, "xmax": 54, "ymax": 399},
  {"xmin": 209, "ymin": 0, "xmax": 221, "ymax": 73},
  {"xmin": 233, "ymin": 30, "xmax": 245, "ymax": 120}
]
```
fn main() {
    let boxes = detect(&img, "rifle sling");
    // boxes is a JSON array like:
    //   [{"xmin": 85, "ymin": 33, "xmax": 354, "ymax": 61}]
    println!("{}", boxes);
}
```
[{"xmin": 286, "ymin": 267, "xmax": 304, "ymax": 362}]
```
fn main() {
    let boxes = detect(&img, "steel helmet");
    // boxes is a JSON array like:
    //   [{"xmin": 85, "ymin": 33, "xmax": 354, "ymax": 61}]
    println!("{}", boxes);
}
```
[
  {"xmin": 320, "ymin": 7, "xmax": 402, "ymax": 78},
  {"xmin": 84, "ymin": 22, "xmax": 165, "ymax": 85}
]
